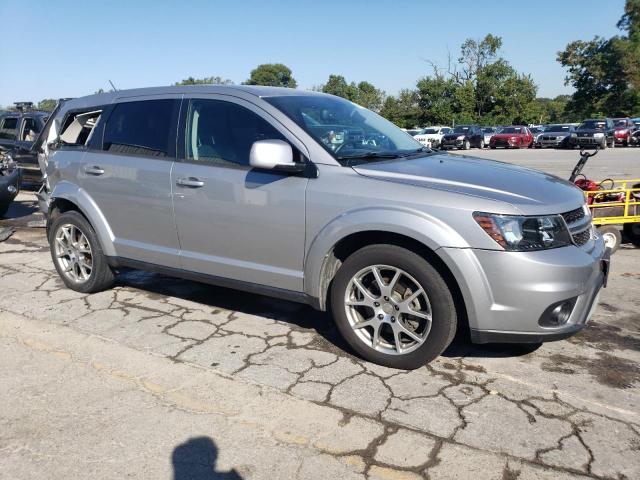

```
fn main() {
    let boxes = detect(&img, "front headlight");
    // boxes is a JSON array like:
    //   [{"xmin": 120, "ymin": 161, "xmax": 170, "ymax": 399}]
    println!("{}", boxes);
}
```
[
  {"xmin": 457, "ymin": 135, "xmax": 465, "ymax": 140},
  {"xmin": 473, "ymin": 212, "xmax": 573, "ymax": 251},
  {"xmin": 593, "ymin": 132, "xmax": 604, "ymax": 138}
]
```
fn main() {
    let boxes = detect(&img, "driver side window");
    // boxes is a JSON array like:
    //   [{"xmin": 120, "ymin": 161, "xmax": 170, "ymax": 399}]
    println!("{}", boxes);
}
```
[{"xmin": 185, "ymin": 99, "xmax": 286, "ymax": 167}]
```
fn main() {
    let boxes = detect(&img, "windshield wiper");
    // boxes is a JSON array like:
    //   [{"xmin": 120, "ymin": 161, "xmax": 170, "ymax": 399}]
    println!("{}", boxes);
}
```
[{"xmin": 336, "ymin": 151, "xmax": 404, "ymax": 165}]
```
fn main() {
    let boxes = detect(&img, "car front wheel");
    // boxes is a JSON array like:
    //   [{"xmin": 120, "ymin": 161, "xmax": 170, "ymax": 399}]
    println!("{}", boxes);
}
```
[
  {"xmin": 49, "ymin": 211, "xmax": 115, "ymax": 293},
  {"xmin": 330, "ymin": 245, "xmax": 457, "ymax": 369}
]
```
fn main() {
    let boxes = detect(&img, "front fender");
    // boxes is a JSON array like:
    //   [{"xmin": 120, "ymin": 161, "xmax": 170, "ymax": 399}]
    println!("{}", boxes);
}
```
[
  {"xmin": 304, "ymin": 205, "xmax": 469, "ymax": 303},
  {"xmin": 49, "ymin": 181, "xmax": 116, "ymax": 256}
]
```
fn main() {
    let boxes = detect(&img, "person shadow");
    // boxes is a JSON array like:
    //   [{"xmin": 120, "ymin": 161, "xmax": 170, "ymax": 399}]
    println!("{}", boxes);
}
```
[{"xmin": 172, "ymin": 436, "xmax": 243, "ymax": 480}]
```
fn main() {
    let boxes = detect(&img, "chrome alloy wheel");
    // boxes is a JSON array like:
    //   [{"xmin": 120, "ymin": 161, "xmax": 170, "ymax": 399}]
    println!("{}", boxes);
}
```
[
  {"xmin": 344, "ymin": 265, "xmax": 432, "ymax": 355},
  {"xmin": 53, "ymin": 223, "xmax": 93, "ymax": 283}
]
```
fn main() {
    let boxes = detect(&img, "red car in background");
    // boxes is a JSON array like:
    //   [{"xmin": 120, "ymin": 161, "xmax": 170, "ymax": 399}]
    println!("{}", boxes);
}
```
[
  {"xmin": 613, "ymin": 118, "xmax": 635, "ymax": 146},
  {"xmin": 489, "ymin": 126, "xmax": 534, "ymax": 149}
]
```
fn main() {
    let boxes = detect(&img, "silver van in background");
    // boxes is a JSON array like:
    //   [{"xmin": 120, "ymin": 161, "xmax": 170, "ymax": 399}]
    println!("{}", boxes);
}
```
[{"xmin": 37, "ymin": 86, "xmax": 609, "ymax": 369}]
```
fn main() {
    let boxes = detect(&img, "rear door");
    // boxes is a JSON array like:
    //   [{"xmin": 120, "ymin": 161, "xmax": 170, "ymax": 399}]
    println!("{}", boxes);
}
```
[
  {"xmin": 171, "ymin": 95, "xmax": 308, "ymax": 291},
  {"xmin": 78, "ymin": 97, "xmax": 182, "ymax": 267}
]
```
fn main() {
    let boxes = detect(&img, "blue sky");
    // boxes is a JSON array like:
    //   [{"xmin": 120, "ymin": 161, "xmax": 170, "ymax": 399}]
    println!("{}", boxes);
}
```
[{"xmin": 0, "ymin": 0, "xmax": 626, "ymax": 106}]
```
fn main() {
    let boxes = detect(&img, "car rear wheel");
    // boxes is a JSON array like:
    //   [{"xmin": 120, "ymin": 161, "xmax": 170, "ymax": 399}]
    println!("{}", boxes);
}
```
[
  {"xmin": 330, "ymin": 245, "xmax": 457, "ymax": 369},
  {"xmin": 49, "ymin": 211, "xmax": 115, "ymax": 293},
  {"xmin": 463, "ymin": 139, "xmax": 470, "ymax": 150},
  {"xmin": 480, "ymin": 139, "xmax": 485, "ymax": 149}
]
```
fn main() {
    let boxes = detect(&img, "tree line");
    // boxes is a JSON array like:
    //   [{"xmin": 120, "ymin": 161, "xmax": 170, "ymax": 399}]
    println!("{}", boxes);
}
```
[{"xmin": 8, "ymin": 0, "xmax": 638, "ymax": 128}]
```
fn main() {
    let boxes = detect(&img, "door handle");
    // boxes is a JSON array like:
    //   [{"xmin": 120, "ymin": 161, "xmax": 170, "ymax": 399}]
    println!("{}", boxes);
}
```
[
  {"xmin": 84, "ymin": 165, "xmax": 105, "ymax": 176},
  {"xmin": 176, "ymin": 177, "xmax": 205, "ymax": 188}
]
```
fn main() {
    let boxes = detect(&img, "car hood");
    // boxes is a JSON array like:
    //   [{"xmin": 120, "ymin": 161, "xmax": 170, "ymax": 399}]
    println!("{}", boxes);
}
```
[
  {"xmin": 352, "ymin": 153, "xmax": 584, "ymax": 213},
  {"xmin": 575, "ymin": 129, "xmax": 604, "ymax": 136},
  {"xmin": 492, "ymin": 133, "xmax": 524, "ymax": 139},
  {"xmin": 544, "ymin": 131, "xmax": 571, "ymax": 137},
  {"xmin": 415, "ymin": 133, "xmax": 442, "ymax": 139}
]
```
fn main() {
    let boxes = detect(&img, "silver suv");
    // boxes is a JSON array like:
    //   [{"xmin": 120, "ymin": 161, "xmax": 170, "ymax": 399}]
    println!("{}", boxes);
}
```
[{"xmin": 38, "ymin": 86, "xmax": 609, "ymax": 369}]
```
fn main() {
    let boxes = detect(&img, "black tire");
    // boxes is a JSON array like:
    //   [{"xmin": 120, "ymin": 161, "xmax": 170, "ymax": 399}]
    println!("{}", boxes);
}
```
[
  {"xmin": 0, "ymin": 203, "xmax": 9, "ymax": 218},
  {"xmin": 463, "ymin": 139, "xmax": 470, "ymax": 150},
  {"xmin": 623, "ymin": 223, "xmax": 640, "ymax": 247},
  {"xmin": 480, "ymin": 139, "xmax": 485, "ymax": 149},
  {"xmin": 601, "ymin": 139, "xmax": 607, "ymax": 150},
  {"xmin": 597, "ymin": 225, "xmax": 621, "ymax": 253},
  {"xmin": 490, "ymin": 145, "xmax": 496, "ymax": 149},
  {"xmin": 330, "ymin": 245, "xmax": 457, "ymax": 369},
  {"xmin": 48, "ymin": 210, "xmax": 115, "ymax": 293}
]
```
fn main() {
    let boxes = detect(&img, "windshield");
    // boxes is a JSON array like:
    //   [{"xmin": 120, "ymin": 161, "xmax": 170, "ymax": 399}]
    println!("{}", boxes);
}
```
[
  {"xmin": 452, "ymin": 126, "xmax": 471, "ymax": 133},
  {"xmin": 264, "ymin": 95, "xmax": 425, "ymax": 164},
  {"xmin": 529, "ymin": 127, "xmax": 543, "ymax": 133},
  {"xmin": 546, "ymin": 125, "xmax": 571, "ymax": 132},
  {"xmin": 614, "ymin": 119, "xmax": 628, "ymax": 127},
  {"xmin": 423, "ymin": 128, "xmax": 439, "ymax": 134},
  {"xmin": 500, "ymin": 127, "xmax": 524, "ymax": 134},
  {"xmin": 482, "ymin": 127, "xmax": 495, "ymax": 133},
  {"xmin": 579, "ymin": 120, "xmax": 606, "ymax": 130},
  {"xmin": 406, "ymin": 129, "xmax": 422, "ymax": 136}
]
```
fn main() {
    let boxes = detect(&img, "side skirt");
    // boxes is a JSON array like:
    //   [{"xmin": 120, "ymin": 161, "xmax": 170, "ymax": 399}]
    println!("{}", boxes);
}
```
[{"xmin": 106, "ymin": 256, "xmax": 322, "ymax": 310}]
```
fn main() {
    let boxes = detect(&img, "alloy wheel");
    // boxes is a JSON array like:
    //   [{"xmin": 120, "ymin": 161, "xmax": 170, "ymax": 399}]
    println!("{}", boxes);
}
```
[
  {"xmin": 53, "ymin": 223, "xmax": 93, "ymax": 283},
  {"xmin": 344, "ymin": 265, "xmax": 432, "ymax": 355}
]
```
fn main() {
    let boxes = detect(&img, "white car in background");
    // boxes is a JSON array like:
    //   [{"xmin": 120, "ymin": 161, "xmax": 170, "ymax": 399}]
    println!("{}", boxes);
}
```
[{"xmin": 413, "ymin": 126, "xmax": 452, "ymax": 149}]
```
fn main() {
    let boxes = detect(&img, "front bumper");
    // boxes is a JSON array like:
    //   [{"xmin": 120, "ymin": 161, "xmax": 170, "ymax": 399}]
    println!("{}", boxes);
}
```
[{"xmin": 441, "ymin": 235, "xmax": 609, "ymax": 344}]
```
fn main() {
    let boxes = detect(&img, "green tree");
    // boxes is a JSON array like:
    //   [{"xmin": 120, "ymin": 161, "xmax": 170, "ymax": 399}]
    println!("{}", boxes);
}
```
[
  {"xmin": 174, "ymin": 76, "xmax": 233, "ymax": 86},
  {"xmin": 36, "ymin": 99, "xmax": 58, "ymax": 112},
  {"xmin": 320, "ymin": 75, "xmax": 385, "ymax": 112},
  {"xmin": 558, "ymin": 0, "xmax": 640, "ymax": 117},
  {"xmin": 244, "ymin": 63, "xmax": 297, "ymax": 88},
  {"xmin": 379, "ymin": 89, "xmax": 421, "ymax": 128}
]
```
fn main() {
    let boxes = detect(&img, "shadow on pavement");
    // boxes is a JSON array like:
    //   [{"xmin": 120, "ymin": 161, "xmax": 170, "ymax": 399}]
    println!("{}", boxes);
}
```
[
  {"xmin": 117, "ymin": 269, "xmax": 537, "ymax": 363},
  {"xmin": 172, "ymin": 436, "xmax": 242, "ymax": 480}
]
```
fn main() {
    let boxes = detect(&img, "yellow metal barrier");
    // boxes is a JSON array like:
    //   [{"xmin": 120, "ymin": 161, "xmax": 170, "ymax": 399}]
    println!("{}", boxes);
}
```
[{"xmin": 583, "ymin": 179, "xmax": 640, "ymax": 225}]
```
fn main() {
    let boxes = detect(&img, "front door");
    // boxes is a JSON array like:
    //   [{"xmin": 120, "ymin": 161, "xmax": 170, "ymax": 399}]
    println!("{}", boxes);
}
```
[{"xmin": 171, "ymin": 97, "xmax": 308, "ymax": 291}]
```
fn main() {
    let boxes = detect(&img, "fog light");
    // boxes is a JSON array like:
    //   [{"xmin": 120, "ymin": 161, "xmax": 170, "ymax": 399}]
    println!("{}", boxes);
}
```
[
  {"xmin": 539, "ymin": 298, "xmax": 577, "ymax": 327},
  {"xmin": 7, "ymin": 185, "xmax": 17, "ymax": 194}
]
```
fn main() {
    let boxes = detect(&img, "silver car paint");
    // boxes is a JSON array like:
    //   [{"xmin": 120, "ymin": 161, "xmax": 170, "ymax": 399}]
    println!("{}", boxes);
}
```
[{"xmin": 42, "ymin": 85, "xmax": 606, "ymax": 340}]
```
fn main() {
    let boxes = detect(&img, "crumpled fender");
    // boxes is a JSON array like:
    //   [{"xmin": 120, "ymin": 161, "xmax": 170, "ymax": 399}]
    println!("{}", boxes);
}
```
[
  {"xmin": 303, "ymin": 205, "xmax": 469, "ymax": 303},
  {"xmin": 48, "ymin": 180, "xmax": 116, "ymax": 256}
]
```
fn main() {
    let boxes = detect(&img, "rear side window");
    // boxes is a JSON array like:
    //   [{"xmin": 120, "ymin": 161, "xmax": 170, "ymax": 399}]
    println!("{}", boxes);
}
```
[
  {"xmin": 185, "ymin": 99, "xmax": 285, "ymax": 167},
  {"xmin": 0, "ymin": 117, "xmax": 18, "ymax": 139},
  {"xmin": 103, "ymin": 100, "xmax": 177, "ymax": 157}
]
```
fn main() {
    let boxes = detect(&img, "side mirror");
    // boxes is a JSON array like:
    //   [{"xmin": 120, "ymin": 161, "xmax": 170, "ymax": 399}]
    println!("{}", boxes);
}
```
[{"xmin": 249, "ymin": 139, "xmax": 304, "ymax": 173}]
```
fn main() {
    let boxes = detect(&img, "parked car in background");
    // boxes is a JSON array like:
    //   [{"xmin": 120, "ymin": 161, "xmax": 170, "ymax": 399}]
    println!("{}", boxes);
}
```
[
  {"xmin": 489, "ymin": 126, "xmax": 534, "ymax": 149},
  {"xmin": 413, "ymin": 126, "xmax": 452, "ymax": 149},
  {"xmin": 440, "ymin": 125, "xmax": 484, "ymax": 150},
  {"xmin": 36, "ymin": 85, "xmax": 608, "ymax": 369},
  {"xmin": 529, "ymin": 126, "xmax": 545, "ymax": 145},
  {"xmin": 573, "ymin": 119, "xmax": 615, "ymax": 149},
  {"xmin": 405, "ymin": 128, "xmax": 424, "ymax": 137},
  {"xmin": 481, "ymin": 127, "xmax": 498, "ymax": 147},
  {"xmin": 535, "ymin": 124, "xmax": 575, "ymax": 149},
  {"xmin": 0, "ymin": 109, "xmax": 49, "ymax": 184},
  {"xmin": 613, "ymin": 118, "xmax": 635, "ymax": 147}
]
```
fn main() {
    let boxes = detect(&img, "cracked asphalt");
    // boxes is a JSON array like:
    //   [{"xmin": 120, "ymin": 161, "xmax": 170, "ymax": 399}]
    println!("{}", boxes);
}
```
[{"xmin": 1, "ymin": 149, "xmax": 639, "ymax": 479}]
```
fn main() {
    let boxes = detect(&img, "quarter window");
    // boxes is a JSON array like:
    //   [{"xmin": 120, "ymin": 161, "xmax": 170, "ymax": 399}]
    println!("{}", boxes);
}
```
[
  {"xmin": 185, "ymin": 99, "xmax": 285, "ymax": 166},
  {"xmin": 0, "ymin": 117, "xmax": 18, "ymax": 140},
  {"xmin": 103, "ymin": 100, "xmax": 177, "ymax": 157}
]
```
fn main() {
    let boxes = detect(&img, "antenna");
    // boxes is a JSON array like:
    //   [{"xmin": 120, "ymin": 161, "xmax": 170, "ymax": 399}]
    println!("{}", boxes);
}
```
[{"xmin": 108, "ymin": 80, "xmax": 118, "ymax": 92}]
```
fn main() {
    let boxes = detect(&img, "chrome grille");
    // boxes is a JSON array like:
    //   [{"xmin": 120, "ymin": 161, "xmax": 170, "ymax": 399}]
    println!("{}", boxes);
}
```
[
  {"xmin": 572, "ymin": 229, "xmax": 591, "ymax": 246},
  {"xmin": 561, "ymin": 207, "xmax": 591, "ymax": 247},
  {"xmin": 562, "ymin": 207, "xmax": 585, "ymax": 224}
]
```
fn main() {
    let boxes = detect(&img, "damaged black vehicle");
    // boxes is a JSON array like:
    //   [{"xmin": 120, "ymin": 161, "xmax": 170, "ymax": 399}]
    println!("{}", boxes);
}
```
[{"xmin": 0, "ymin": 151, "xmax": 20, "ymax": 217}]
